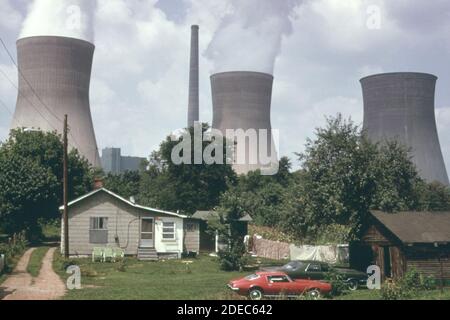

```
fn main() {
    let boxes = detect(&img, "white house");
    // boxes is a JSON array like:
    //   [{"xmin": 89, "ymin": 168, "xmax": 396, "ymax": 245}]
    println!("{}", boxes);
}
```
[{"xmin": 59, "ymin": 188, "xmax": 200, "ymax": 260}]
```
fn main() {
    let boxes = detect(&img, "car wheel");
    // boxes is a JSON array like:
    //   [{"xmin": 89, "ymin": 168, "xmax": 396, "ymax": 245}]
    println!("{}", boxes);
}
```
[
  {"xmin": 347, "ymin": 279, "xmax": 359, "ymax": 291},
  {"xmin": 249, "ymin": 288, "xmax": 263, "ymax": 300},
  {"xmin": 307, "ymin": 289, "xmax": 321, "ymax": 300}
]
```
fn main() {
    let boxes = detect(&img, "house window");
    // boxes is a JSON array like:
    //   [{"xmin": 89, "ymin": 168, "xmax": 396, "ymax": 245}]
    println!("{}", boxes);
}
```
[
  {"xmin": 162, "ymin": 221, "xmax": 176, "ymax": 240},
  {"xmin": 186, "ymin": 222, "xmax": 197, "ymax": 232},
  {"xmin": 91, "ymin": 217, "xmax": 108, "ymax": 230},
  {"xmin": 90, "ymin": 217, "xmax": 108, "ymax": 244}
]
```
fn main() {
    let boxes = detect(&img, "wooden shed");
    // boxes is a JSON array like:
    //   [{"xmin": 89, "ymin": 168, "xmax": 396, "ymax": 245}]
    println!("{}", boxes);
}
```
[
  {"xmin": 192, "ymin": 211, "xmax": 253, "ymax": 252},
  {"xmin": 358, "ymin": 211, "xmax": 450, "ymax": 284}
]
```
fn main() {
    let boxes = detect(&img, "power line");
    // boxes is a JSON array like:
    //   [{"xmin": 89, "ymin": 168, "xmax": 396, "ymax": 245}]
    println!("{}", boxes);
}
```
[
  {"xmin": 0, "ymin": 96, "xmax": 13, "ymax": 116},
  {"xmin": 0, "ymin": 37, "xmax": 64, "ymax": 123},
  {"xmin": 0, "ymin": 37, "xmax": 64, "ymax": 124},
  {"xmin": 0, "ymin": 64, "xmax": 87, "ymax": 156},
  {"xmin": 0, "ymin": 66, "xmax": 59, "ymax": 132},
  {"xmin": 0, "ymin": 38, "xmax": 88, "ymax": 154}
]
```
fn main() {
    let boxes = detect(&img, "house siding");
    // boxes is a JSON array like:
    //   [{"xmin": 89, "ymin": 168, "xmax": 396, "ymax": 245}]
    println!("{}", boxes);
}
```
[
  {"xmin": 405, "ymin": 247, "xmax": 450, "ymax": 281},
  {"xmin": 183, "ymin": 219, "xmax": 200, "ymax": 253},
  {"xmin": 61, "ymin": 191, "xmax": 186, "ymax": 257}
]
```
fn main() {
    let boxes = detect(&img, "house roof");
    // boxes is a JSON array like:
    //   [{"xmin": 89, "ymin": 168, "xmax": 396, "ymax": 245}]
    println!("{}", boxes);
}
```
[
  {"xmin": 371, "ymin": 210, "xmax": 450, "ymax": 244},
  {"xmin": 59, "ymin": 188, "xmax": 188, "ymax": 219},
  {"xmin": 192, "ymin": 210, "xmax": 253, "ymax": 222}
]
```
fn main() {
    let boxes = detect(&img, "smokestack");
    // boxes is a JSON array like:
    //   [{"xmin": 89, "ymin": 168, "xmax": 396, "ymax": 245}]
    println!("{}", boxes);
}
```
[
  {"xmin": 211, "ymin": 71, "xmax": 278, "ymax": 175},
  {"xmin": 11, "ymin": 36, "xmax": 101, "ymax": 167},
  {"xmin": 187, "ymin": 25, "xmax": 199, "ymax": 128},
  {"xmin": 361, "ymin": 72, "xmax": 449, "ymax": 185}
]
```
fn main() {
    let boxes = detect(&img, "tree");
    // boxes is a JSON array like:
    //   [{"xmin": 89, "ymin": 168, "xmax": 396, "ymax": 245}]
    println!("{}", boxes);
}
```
[
  {"xmin": 417, "ymin": 181, "xmax": 450, "ymax": 211},
  {"xmin": 139, "ymin": 124, "xmax": 237, "ymax": 214},
  {"xmin": 212, "ymin": 190, "xmax": 249, "ymax": 271},
  {"xmin": 0, "ymin": 153, "xmax": 59, "ymax": 237},
  {"xmin": 294, "ymin": 114, "xmax": 424, "ymax": 240},
  {"xmin": 103, "ymin": 171, "xmax": 141, "ymax": 200},
  {"xmin": 369, "ymin": 141, "xmax": 422, "ymax": 212},
  {"xmin": 0, "ymin": 129, "xmax": 93, "ymax": 238}
]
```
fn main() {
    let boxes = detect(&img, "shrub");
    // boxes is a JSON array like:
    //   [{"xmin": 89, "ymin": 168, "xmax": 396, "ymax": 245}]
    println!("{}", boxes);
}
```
[
  {"xmin": 116, "ymin": 259, "xmax": 127, "ymax": 272},
  {"xmin": 402, "ymin": 267, "xmax": 436, "ymax": 291},
  {"xmin": 0, "ymin": 231, "xmax": 28, "ymax": 274},
  {"xmin": 218, "ymin": 242, "xmax": 249, "ymax": 271},
  {"xmin": 380, "ymin": 268, "xmax": 435, "ymax": 300},
  {"xmin": 325, "ymin": 269, "xmax": 348, "ymax": 296},
  {"xmin": 60, "ymin": 259, "xmax": 79, "ymax": 272},
  {"xmin": 380, "ymin": 280, "xmax": 407, "ymax": 300}
]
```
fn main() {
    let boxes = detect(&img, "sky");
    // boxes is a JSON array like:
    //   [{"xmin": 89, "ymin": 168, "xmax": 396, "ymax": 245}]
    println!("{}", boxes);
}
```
[{"xmin": 1, "ymin": 0, "xmax": 450, "ymax": 172}]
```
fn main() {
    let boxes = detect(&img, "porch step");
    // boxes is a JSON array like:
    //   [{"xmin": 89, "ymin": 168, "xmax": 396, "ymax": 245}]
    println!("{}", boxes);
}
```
[{"xmin": 138, "ymin": 248, "xmax": 158, "ymax": 261}]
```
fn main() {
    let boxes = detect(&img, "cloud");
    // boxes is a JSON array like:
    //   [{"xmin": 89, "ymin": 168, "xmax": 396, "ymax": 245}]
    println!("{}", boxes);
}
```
[
  {"xmin": 206, "ymin": 0, "xmax": 300, "ymax": 74},
  {"xmin": 20, "ymin": 0, "xmax": 95, "ymax": 41},
  {"xmin": 0, "ymin": 0, "xmax": 23, "ymax": 32},
  {"xmin": 1, "ymin": 0, "xmax": 450, "ymax": 177}
]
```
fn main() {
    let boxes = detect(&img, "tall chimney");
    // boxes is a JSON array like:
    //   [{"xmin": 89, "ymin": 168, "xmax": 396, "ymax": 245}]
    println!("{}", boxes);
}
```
[
  {"xmin": 187, "ymin": 25, "xmax": 199, "ymax": 128},
  {"xmin": 11, "ymin": 36, "xmax": 101, "ymax": 167},
  {"xmin": 361, "ymin": 72, "xmax": 449, "ymax": 185}
]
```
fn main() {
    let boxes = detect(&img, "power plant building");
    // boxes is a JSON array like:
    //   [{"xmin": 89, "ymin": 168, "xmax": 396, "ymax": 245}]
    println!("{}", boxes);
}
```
[
  {"xmin": 211, "ymin": 71, "xmax": 278, "ymax": 175},
  {"xmin": 361, "ymin": 72, "xmax": 449, "ymax": 185},
  {"xmin": 101, "ymin": 148, "xmax": 146, "ymax": 174},
  {"xmin": 11, "ymin": 36, "xmax": 101, "ymax": 167}
]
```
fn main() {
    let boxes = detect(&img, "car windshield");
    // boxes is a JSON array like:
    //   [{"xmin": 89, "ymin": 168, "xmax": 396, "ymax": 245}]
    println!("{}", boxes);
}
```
[
  {"xmin": 283, "ymin": 261, "xmax": 302, "ymax": 270},
  {"xmin": 245, "ymin": 274, "xmax": 260, "ymax": 281}
]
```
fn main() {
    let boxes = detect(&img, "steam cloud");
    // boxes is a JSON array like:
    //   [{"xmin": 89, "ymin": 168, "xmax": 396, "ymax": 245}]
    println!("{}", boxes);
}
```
[
  {"xmin": 20, "ymin": 0, "xmax": 95, "ymax": 42},
  {"xmin": 207, "ymin": 0, "xmax": 300, "ymax": 75}
]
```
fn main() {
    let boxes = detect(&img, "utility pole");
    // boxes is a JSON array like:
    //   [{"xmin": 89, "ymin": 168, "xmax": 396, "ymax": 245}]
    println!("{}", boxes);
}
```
[{"xmin": 63, "ymin": 114, "xmax": 69, "ymax": 258}]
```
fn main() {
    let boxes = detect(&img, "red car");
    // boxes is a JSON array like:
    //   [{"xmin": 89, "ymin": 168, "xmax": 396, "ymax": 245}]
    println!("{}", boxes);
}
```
[{"xmin": 228, "ymin": 271, "xmax": 332, "ymax": 300}]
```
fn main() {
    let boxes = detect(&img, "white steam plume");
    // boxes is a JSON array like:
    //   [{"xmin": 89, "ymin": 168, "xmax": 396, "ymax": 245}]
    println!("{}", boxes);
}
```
[
  {"xmin": 206, "ymin": 0, "xmax": 300, "ymax": 75},
  {"xmin": 20, "ymin": 0, "xmax": 95, "ymax": 42}
]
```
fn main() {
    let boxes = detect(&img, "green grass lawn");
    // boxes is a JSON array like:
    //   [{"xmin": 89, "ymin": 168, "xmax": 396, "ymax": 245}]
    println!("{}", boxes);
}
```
[
  {"xmin": 27, "ymin": 247, "xmax": 50, "ymax": 277},
  {"xmin": 54, "ymin": 254, "xmax": 249, "ymax": 300},
  {"xmin": 52, "ymin": 253, "xmax": 450, "ymax": 300},
  {"xmin": 335, "ymin": 288, "xmax": 450, "ymax": 300}
]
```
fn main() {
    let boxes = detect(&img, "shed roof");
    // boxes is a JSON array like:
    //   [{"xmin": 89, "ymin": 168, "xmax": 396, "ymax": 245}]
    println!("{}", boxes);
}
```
[
  {"xmin": 193, "ymin": 210, "xmax": 253, "ymax": 222},
  {"xmin": 371, "ymin": 210, "xmax": 450, "ymax": 244},
  {"xmin": 59, "ymin": 188, "xmax": 187, "ymax": 219}
]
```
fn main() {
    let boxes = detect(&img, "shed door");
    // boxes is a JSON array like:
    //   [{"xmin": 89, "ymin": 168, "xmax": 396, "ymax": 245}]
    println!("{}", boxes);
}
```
[{"xmin": 140, "ymin": 218, "xmax": 154, "ymax": 248}]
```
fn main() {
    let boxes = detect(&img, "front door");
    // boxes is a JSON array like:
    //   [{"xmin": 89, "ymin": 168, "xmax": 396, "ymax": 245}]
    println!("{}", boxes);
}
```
[{"xmin": 140, "ymin": 218, "xmax": 154, "ymax": 248}]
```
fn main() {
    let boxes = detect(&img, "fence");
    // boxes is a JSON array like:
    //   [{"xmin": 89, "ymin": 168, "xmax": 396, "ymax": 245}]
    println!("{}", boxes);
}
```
[
  {"xmin": 251, "ymin": 236, "xmax": 290, "ymax": 260},
  {"xmin": 0, "ymin": 254, "xmax": 4, "ymax": 273},
  {"xmin": 250, "ymin": 235, "xmax": 349, "ymax": 265}
]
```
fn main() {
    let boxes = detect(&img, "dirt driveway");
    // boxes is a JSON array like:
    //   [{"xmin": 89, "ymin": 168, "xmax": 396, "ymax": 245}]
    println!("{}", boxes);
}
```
[{"xmin": 0, "ymin": 247, "xmax": 66, "ymax": 300}]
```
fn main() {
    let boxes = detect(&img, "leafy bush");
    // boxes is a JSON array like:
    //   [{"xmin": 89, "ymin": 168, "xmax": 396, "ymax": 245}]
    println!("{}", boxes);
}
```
[
  {"xmin": 324, "ymin": 269, "xmax": 348, "ymax": 296},
  {"xmin": 312, "ymin": 224, "xmax": 353, "ymax": 245},
  {"xmin": 402, "ymin": 267, "xmax": 436, "ymax": 291},
  {"xmin": 218, "ymin": 242, "xmax": 249, "ymax": 272},
  {"xmin": 380, "ymin": 280, "xmax": 406, "ymax": 300},
  {"xmin": 60, "ymin": 258, "xmax": 79, "ymax": 272},
  {"xmin": 380, "ymin": 268, "xmax": 436, "ymax": 300},
  {"xmin": 0, "ymin": 231, "xmax": 28, "ymax": 274},
  {"xmin": 249, "ymin": 224, "xmax": 297, "ymax": 243},
  {"xmin": 116, "ymin": 259, "xmax": 127, "ymax": 272}
]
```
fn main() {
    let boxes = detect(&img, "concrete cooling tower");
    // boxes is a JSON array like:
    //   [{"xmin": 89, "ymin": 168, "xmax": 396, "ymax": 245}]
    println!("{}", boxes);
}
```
[
  {"xmin": 361, "ymin": 72, "xmax": 449, "ymax": 185},
  {"xmin": 211, "ymin": 71, "xmax": 278, "ymax": 175},
  {"xmin": 11, "ymin": 36, "xmax": 101, "ymax": 167}
]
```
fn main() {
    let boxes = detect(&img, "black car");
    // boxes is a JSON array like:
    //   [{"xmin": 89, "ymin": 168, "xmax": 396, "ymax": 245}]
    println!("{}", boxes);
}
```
[{"xmin": 262, "ymin": 260, "xmax": 367, "ymax": 290}]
